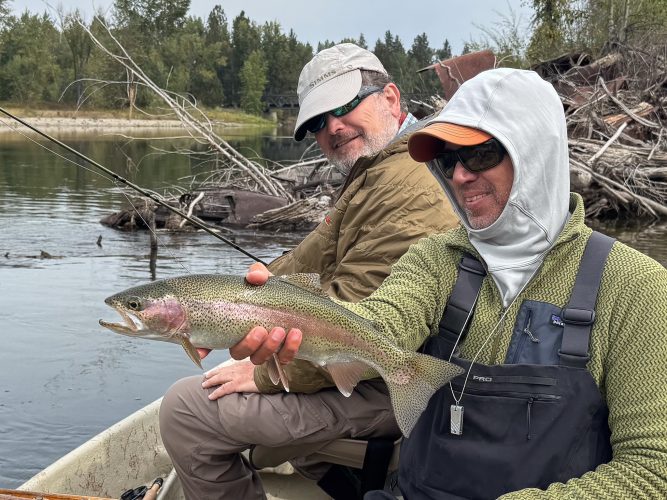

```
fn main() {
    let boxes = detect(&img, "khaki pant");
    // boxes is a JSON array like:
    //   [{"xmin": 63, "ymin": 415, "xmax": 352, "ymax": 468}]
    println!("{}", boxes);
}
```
[{"xmin": 159, "ymin": 375, "xmax": 399, "ymax": 500}]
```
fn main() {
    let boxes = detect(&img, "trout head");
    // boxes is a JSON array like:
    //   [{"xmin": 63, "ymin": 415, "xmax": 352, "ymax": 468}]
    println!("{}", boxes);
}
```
[{"xmin": 99, "ymin": 291, "xmax": 187, "ymax": 343}]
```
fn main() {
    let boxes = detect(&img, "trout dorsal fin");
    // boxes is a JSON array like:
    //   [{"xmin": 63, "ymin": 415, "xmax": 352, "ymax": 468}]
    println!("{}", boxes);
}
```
[
  {"xmin": 279, "ymin": 273, "xmax": 329, "ymax": 298},
  {"xmin": 325, "ymin": 361, "xmax": 369, "ymax": 397}
]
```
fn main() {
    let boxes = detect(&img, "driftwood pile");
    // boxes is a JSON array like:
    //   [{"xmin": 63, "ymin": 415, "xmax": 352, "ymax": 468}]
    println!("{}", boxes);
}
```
[
  {"xmin": 534, "ymin": 45, "xmax": 667, "ymax": 218},
  {"xmin": 101, "ymin": 46, "xmax": 666, "ymax": 236}
]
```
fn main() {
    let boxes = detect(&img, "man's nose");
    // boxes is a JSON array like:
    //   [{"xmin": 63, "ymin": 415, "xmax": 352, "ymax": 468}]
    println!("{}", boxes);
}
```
[
  {"xmin": 324, "ymin": 113, "xmax": 345, "ymax": 134},
  {"xmin": 451, "ymin": 162, "xmax": 478, "ymax": 184}
]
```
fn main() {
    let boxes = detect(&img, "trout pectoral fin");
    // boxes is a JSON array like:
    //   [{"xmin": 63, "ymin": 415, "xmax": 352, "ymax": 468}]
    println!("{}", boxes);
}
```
[
  {"xmin": 181, "ymin": 338, "xmax": 203, "ymax": 369},
  {"xmin": 267, "ymin": 355, "xmax": 290, "ymax": 392},
  {"xmin": 325, "ymin": 361, "xmax": 368, "ymax": 397}
]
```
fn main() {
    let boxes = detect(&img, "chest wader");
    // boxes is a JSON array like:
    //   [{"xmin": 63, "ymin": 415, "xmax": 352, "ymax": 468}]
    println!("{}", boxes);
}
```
[{"xmin": 399, "ymin": 232, "xmax": 615, "ymax": 500}]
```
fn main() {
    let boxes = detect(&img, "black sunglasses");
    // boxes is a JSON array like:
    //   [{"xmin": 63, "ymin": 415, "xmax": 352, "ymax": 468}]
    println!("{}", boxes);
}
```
[
  {"xmin": 428, "ymin": 138, "xmax": 506, "ymax": 179},
  {"xmin": 304, "ymin": 86, "xmax": 384, "ymax": 135}
]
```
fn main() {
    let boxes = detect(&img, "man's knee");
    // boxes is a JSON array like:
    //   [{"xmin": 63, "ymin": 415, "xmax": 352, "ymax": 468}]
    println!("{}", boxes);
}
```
[{"xmin": 160, "ymin": 376, "xmax": 202, "ymax": 443}]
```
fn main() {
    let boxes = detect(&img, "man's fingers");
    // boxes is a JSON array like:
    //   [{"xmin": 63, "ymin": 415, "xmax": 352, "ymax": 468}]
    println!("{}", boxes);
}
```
[
  {"xmin": 230, "ymin": 326, "xmax": 269, "ymax": 360},
  {"xmin": 207, "ymin": 382, "xmax": 234, "ymax": 400},
  {"xmin": 202, "ymin": 360, "xmax": 259, "ymax": 399},
  {"xmin": 202, "ymin": 370, "xmax": 227, "ymax": 388},
  {"xmin": 246, "ymin": 262, "xmax": 272, "ymax": 286},
  {"xmin": 277, "ymin": 328, "xmax": 302, "ymax": 364},
  {"xmin": 249, "ymin": 327, "xmax": 287, "ymax": 365}
]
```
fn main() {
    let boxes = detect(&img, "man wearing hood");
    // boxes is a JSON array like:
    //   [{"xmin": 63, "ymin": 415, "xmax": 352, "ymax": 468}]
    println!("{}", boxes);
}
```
[
  {"xmin": 243, "ymin": 68, "xmax": 667, "ymax": 498},
  {"xmin": 159, "ymin": 43, "xmax": 458, "ymax": 500}
]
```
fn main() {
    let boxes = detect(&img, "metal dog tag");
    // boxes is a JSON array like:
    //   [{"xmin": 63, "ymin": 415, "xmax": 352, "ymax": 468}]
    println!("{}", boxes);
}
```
[{"xmin": 450, "ymin": 405, "xmax": 464, "ymax": 435}]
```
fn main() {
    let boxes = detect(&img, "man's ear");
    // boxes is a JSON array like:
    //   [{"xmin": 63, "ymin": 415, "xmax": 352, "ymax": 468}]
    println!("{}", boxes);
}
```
[{"xmin": 383, "ymin": 83, "xmax": 402, "ymax": 119}]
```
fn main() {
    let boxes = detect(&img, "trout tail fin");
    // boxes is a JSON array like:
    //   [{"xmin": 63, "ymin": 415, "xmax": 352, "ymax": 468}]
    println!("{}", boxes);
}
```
[{"xmin": 385, "ymin": 352, "xmax": 463, "ymax": 437}]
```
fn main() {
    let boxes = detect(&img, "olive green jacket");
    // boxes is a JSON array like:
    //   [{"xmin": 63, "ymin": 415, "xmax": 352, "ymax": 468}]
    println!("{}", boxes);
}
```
[
  {"xmin": 345, "ymin": 194, "xmax": 667, "ymax": 499},
  {"xmin": 254, "ymin": 134, "xmax": 459, "ymax": 392}
]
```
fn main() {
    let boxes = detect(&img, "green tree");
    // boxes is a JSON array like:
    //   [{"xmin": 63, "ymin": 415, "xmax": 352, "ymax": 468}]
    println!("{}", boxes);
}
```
[
  {"xmin": 113, "ymin": 0, "xmax": 190, "ymax": 44},
  {"xmin": 80, "ymin": 14, "xmax": 130, "ymax": 109},
  {"xmin": 526, "ymin": 0, "xmax": 578, "ymax": 62},
  {"xmin": 317, "ymin": 34, "xmax": 366, "ymax": 52},
  {"xmin": 582, "ymin": 0, "xmax": 667, "ymax": 50},
  {"xmin": 0, "ymin": 12, "xmax": 63, "ymax": 103},
  {"xmin": 373, "ymin": 30, "xmax": 407, "ymax": 80},
  {"xmin": 110, "ymin": 0, "xmax": 193, "ymax": 112},
  {"xmin": 261, "ymin": 23, "xmax": 312, "ymax": 96},
  {"xmin": 239, "ymin": 49, "xmax": 267, "ymax": 115},
  {"xmin": 227, "ymin": 11, "xmax": 261, "ymax": 106},
  {"xmin": 409, "ymin": 33, "xmax": 434, "ymax": 68},
  {"xmin": 201, "ymin": 6, "xmax": 231, "ymax": 106},
  {"xmin": 407, "ymin": 33, "xmax": 442, "ymax": 94},
  {"xmin": 436, "ymin": 39, "xmax": 452, "ymax": 60},
  {"xmin": 160, "ymin": 18, "xmax": 207, "ymax": 97},
  {"xmin": 0, "ymin": 0, "xmax": 9, "ymax": 26},
  {"xmin": 317, "ymin": 40, "xmax": 335, "ymax": 52},
  {"xmin": 466, "ymin": 3, "xmax": 529, "ymax": 67},
  {"xmin": 60, "ymin": 10, "xmax": 94, "ymax": 104}
]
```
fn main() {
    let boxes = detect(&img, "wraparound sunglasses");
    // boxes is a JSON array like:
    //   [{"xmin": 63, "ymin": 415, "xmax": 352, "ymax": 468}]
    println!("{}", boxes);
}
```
[
  {"xmin": 428, "ymin": 138, "xmax": 507, "ymax": 179},
  {"xmin": 304, "ymin": 86, "xmax": 385, "ymax": 135}
]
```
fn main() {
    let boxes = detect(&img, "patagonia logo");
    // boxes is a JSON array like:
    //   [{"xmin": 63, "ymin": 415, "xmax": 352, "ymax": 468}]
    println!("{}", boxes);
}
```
[
  {"xmin": 472, "ymin": 375, "xmax": 492, "ymax": 382},
  {"xmin": 324, "ymin": 214, "xmax": 332, "ymax": 226},
  {"xmin": 551, "ymin": 314, "xmax": 565, "ymax": 327}
]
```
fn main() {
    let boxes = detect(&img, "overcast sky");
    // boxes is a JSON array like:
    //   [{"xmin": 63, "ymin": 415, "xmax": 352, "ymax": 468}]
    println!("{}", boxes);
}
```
[{"xmin": 9, "ymin": 0, "xmax": 533, "ymax": 55}]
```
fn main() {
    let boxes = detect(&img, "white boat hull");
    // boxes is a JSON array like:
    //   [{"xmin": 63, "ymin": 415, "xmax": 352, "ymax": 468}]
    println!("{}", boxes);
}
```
[{"xmin": 20, "ymin": 397, "xmax": 327, "ymax": 499}]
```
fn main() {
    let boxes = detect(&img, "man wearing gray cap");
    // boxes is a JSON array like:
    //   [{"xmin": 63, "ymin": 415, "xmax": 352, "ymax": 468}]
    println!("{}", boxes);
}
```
[{"xmin": 159, "ymin": 43, "xmax": 458, "ymax": 499}]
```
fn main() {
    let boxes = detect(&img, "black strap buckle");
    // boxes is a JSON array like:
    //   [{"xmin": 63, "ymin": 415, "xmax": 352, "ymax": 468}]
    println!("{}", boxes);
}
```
[
  {"xmin": 459, "ymin": 256, "xmax": 486, "ymax": 276},
  {"xmin": 561, "ymin": 307, "xmax": 595, "ymax": 326}
]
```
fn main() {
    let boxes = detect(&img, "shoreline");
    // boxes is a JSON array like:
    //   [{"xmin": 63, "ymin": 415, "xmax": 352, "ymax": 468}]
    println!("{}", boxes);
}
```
[{"xmin": 0, "ymin": 115, "xmax": 253, "ymax": 132}]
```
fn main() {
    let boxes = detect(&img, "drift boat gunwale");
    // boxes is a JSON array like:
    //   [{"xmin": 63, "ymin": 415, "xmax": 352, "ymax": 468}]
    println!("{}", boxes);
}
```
[{"xmin": 17, "ymin": 362, "xmax": 328, "ymax": 499}]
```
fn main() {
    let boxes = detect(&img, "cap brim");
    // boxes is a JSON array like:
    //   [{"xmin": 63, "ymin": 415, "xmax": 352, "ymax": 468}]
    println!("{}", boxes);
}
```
[
  {"xmin": 408, "ymin": 123, "xmax": 492, "ymax": 162},
  {"xmin": 293, "ymin": 70, "xmax": 362, "ymax": 141}
]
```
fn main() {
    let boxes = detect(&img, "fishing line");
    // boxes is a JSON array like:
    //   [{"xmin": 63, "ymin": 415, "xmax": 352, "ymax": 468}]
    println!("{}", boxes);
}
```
[{"xmin": 0, "ymin": 107, "xmax": 267, "ymax": 265}]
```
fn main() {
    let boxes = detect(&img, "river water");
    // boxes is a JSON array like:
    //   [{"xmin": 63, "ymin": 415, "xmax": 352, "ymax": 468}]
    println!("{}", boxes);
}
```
[{"xmin": 0, "ymin": 126, "xmax": 665, "ymax": 489}]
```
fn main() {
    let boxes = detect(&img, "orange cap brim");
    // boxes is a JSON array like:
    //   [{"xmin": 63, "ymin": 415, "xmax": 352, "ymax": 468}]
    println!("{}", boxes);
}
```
[{"xmin": 408, "ymin": 123, "xmax": 492, "ymax": 162}]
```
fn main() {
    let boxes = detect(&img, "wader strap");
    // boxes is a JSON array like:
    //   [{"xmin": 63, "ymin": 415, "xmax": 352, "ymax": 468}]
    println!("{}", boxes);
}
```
[
  {"xmin": 559, "ymin": 231, "xmax": 615, "ymax": 368},
  {"xmin": 316, "ymin": 437, "xmax": 395, "ymax": 500},
  {"xmin": 317, "ymin": 464, "xmax": 361, "ymax": 500},
  {"xmin": 430, "ymin": 253, "xmax": 486, "ymax": 358},
  {"xmin": 360, "ymin": 437, "xmax": 395, "ymax": 494}
]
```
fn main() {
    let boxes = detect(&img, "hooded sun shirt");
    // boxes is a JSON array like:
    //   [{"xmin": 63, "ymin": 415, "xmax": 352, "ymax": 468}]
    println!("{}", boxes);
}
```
[{"xmin": 432, "ymin": 69, "xmax": 570, "ymax": 306}]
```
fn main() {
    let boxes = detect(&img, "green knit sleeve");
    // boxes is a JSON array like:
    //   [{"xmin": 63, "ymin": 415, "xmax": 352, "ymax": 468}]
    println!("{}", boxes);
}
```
[{"xmin": 345, "ymin": 235, "xmax": 457, "ymax": 352}]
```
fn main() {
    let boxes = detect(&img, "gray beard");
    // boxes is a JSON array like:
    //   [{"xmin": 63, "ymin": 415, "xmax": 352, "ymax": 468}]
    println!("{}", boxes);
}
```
[{"xmin": 328, "ymin": 110, "xmax": 400, "ymax": 175}]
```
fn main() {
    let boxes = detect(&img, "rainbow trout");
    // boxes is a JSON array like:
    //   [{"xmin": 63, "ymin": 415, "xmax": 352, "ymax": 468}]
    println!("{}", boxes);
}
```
[{"xmin": 99, "ymin": 273, "xmax": 463, "ymax": 437}]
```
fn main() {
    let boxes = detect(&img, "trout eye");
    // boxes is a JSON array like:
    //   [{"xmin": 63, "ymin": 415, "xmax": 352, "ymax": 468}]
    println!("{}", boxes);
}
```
[{"xmin": 126, "ymin": 297, "xmax": 143, "ymax": 311}]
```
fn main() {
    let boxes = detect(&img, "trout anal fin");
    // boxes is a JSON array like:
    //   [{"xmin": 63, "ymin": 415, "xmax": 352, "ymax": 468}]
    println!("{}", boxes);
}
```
[
  {"xmin": 325, "ymin": 361, "xmax": 368, "ymax": 397},
  {"xmin": 267, "ymin": 354, "xmax": 290, "ymax": 392},
  {"xmin": 181, "ymin": 338, "xmax": 203, "ymax": 369}
]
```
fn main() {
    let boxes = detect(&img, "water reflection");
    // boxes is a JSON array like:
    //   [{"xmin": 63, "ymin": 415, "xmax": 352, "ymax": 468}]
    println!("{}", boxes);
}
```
[{"xmin": 0, "ymin": 129, "xmax": 311, "ymax": 488}]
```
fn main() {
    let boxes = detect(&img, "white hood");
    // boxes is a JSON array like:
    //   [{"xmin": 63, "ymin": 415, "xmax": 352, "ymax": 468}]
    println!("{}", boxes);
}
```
[{"xmin": 433, "ymin": 69, "xmax": 570, "ymax": 306}]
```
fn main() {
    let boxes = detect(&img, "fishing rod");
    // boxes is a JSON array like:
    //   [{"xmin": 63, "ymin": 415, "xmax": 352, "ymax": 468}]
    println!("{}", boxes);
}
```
[{"xmin": 0, "ymin": 106, "xmax": 267, "ymax": 265}]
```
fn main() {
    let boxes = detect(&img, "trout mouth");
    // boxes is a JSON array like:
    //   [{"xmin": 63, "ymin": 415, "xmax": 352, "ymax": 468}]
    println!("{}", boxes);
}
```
[{"xmin": 99, "ymin": 306, "xmax": 145, "ymax": 335}]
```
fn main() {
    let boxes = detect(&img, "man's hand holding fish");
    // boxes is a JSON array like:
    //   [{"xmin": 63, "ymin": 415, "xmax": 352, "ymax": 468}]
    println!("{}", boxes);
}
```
[{"xmin": 230, "ymin": 262, "xmax": 303, "ymax": 366}]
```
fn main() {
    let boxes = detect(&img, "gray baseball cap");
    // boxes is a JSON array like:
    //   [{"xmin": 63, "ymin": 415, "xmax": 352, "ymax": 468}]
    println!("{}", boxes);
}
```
[{"xmin": 294, "ymin": 43, "xmax": 387, "ymax": 141}]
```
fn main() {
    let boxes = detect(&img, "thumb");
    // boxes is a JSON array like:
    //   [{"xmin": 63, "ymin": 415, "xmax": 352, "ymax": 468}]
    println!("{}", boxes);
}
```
[{"xmin": 246, "ymin": 262, "xmax": 272, "ymax": 286}]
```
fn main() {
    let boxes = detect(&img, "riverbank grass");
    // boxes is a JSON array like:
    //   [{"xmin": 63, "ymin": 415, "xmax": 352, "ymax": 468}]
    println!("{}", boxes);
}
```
[{"xmin": 0, "ymin": 102, "xmax": 276, "ymax": 127}]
